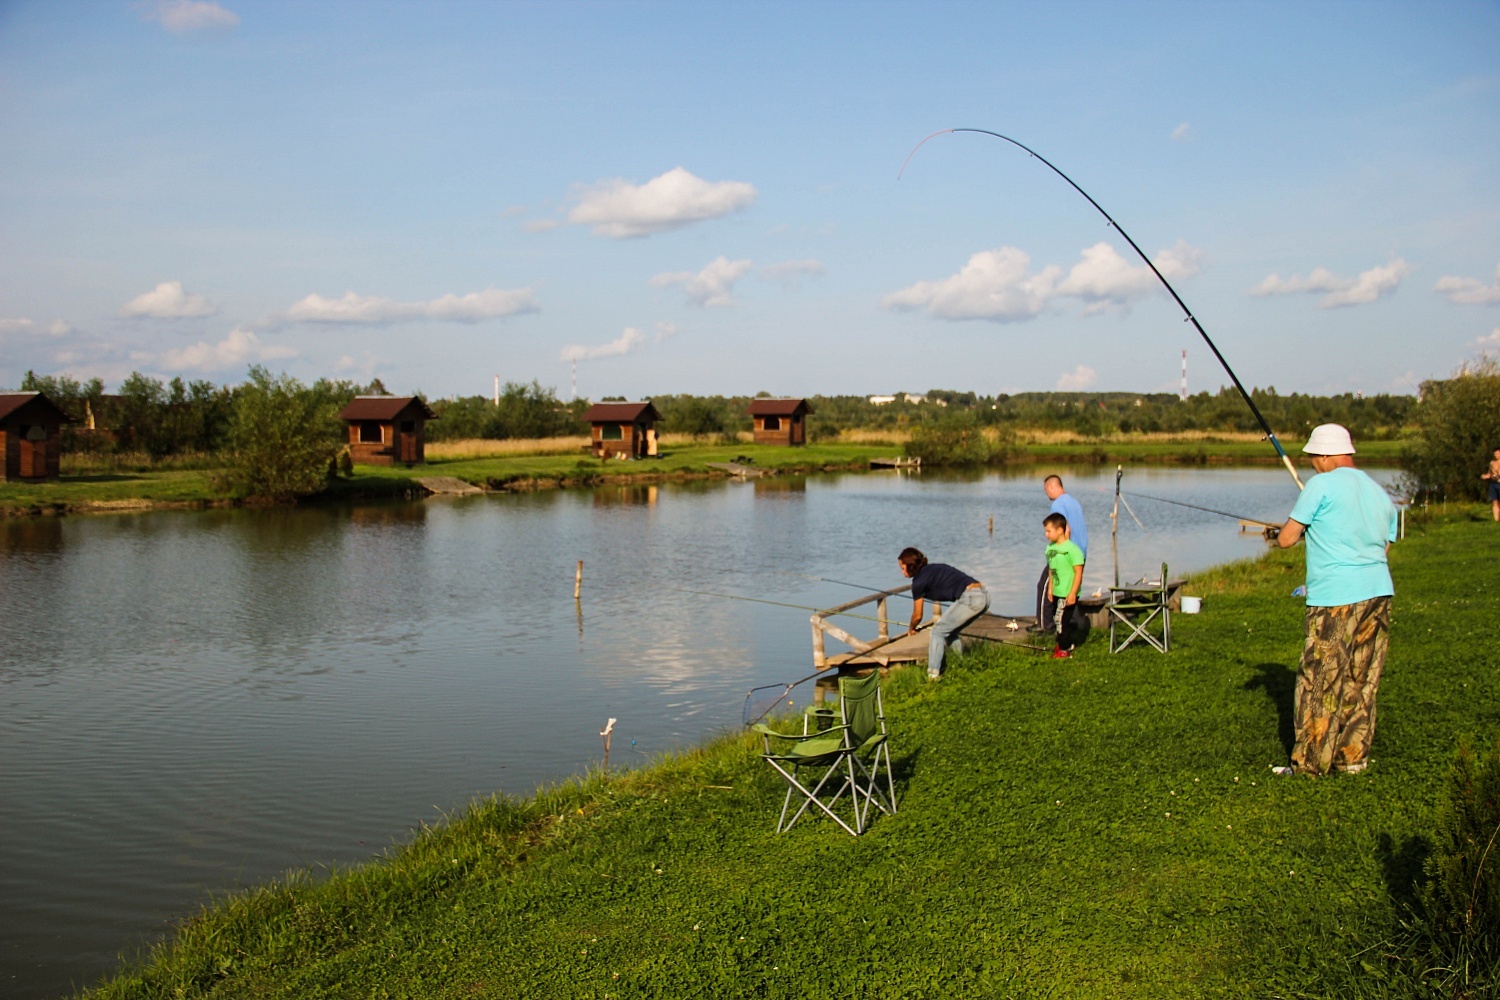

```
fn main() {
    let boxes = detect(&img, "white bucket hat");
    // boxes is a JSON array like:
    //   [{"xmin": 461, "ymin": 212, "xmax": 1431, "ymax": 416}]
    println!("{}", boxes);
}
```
[{"xmin": 1302, "ymin": 423, "xmax": 1356, "ymax": 455}]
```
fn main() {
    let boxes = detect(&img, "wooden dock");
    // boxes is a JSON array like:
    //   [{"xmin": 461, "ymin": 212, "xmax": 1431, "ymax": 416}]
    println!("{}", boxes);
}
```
[{"xmin": 824, "ymin": 612, "xmax": 1046, "ymax": 668}]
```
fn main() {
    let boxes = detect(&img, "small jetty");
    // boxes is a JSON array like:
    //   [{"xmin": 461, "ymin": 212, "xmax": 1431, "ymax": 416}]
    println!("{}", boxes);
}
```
[
  {"xmin": 416, "ymin": 476, "xmax": 484, "ymax": 496},
  {"xmin": 707, "ymin": 462, "xmax": 770, "ymax": 478},
  {"xmin": 810, "ymin": 585, "xmax": 1046, "ymax": 669},
  {"xmin": 870, "ymin": 456, "xmax": 921, "ymax": 469}
]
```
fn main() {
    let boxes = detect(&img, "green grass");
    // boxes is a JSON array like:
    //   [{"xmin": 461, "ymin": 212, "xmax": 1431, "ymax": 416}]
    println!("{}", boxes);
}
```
[{"xmin": 81, "ymin": 507, "xmax": 1500, "ymax": 998}]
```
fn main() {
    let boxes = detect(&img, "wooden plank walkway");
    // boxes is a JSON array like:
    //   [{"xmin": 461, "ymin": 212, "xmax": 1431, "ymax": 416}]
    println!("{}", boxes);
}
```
[{"xmin": 825, "ymin": 612, "xmax": 1046, "ymax": 668}]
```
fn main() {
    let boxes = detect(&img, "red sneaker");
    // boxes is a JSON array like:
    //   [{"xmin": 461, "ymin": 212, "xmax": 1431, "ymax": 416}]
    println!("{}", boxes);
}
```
[{"xmin": 1051, "ymin": 647, "xmax": 1071, "ymax": 659}]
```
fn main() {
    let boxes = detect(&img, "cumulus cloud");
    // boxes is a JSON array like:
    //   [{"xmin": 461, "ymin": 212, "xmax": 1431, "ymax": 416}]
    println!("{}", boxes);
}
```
[
  {"xmin": 276, "ymin": 287, "xmax": 538, "ymax": 326},
  {"xmin": 1057, "ymin": 365, "xmax": 1098, "ymax": 391},
  {"xmin": 1170, "ymin": 122, "xmax": 1192, "ymax": 141},
  {"xmin": 655, "ymin": 321, "xmax": 678, "ymax": 343},
  {"xmin": 0, "ymin": 317, "xmax": 35, "ymax": 335},
  {"xmin": 1058, "ymin": 240, "xmax": 1204, "ymax": 315},
  {"xmin": 1477, "ymin": 327, "xmax": 1500, "ymax": 349},
  {"xmin": 142, "ymin": 0, "xmax": 240, "ymax": 35},
  {"xmin": 160, "ymin": 327, "xmax": 297, "ymax": 372},
  {"xmin": 120, "ymin": 280, "xmax": 218, "ymax": 319},
  {"xmin": 649, "ymin": 256, "xmax": 753, "ymax": 307},
  {"xmin": 1250, "ymin": 258, "xmax": 1412, "ymax": 308},
  {"xmin": 1435, "ymin": 264, "xmax": 1500, "ymax": 305},
  {"xmin": 881, "ymin": 241, "xmax": 1202, "ymax": 321},
  {"xmin": 560, "ymin": 327, "xmax": 647, "ymax": 363},
  {"xmin": 761, "ymin": 259, "xmax": 827, "ymax": 288},
  {"xmin": 881, "ymin": 247, "xmax": 1061, "ymax": 322},
  {"xmin": 46, "ymin": 321, "xmax": 73, "ymax": 336},
  {"xmin": 566, "ymin": 167, "xmax": 757, "ymax": 238}
]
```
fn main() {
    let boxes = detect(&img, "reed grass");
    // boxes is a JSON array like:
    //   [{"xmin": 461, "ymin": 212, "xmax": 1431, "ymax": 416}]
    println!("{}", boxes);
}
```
[{"xmin": 81, "ymin": 507, "xmax": 1500, "ymax": 998}]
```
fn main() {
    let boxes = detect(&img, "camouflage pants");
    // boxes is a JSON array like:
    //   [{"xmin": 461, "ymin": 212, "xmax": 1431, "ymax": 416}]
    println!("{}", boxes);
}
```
[{"xmin": 1292, "ymin": 596, "xmax": 1391, "ymax": 776}]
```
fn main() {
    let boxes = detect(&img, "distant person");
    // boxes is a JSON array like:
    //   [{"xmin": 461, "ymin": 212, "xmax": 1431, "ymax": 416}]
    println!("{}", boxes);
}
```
[
  {"xmin": 1275, "ymin": 423, "xmax": 1397, "ymax": 776},
  {"xmin": 1031, "ymin": 475, "xmax": 1088, "ymax": 633},
  {"xmin": 898, "ymin": 547, "xmax": 990, "ymax": 681},
  {"xmin": 1483, "ymin": 446, "xmax": 1500, "ymax": 522},
  {"xmin": 1042, "ymin": 513, "xmax": 1085, "ymax": 659}
]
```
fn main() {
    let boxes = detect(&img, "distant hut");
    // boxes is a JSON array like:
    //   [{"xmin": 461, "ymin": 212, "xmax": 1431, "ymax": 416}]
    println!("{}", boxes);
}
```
[
  {"xmin": 748, "ymin": 398, "xmax": 813, "ymax": 446},
  {"xmin": 0, "ymin": 392, "xmax": 73, "ymax": 482},
  {"xmin": 582, "ymin": 401, "xmax": 661, "ymax": 459},
  {"xmin": 337, "ymin": 396, "xmax": 437, "ymax": 466}
]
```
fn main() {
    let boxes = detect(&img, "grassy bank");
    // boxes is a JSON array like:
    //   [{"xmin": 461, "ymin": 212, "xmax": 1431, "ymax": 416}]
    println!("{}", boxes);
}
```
[
  {"xmin": 83, "ymin": 508, "xmax": 1499, "ymax": 998},
  {"xmin": 3, "ymin": 436, "xmax": 1404, "ymax": 517}
]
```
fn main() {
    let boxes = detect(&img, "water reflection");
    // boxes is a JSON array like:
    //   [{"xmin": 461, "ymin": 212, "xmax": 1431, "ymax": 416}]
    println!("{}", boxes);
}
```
[{"xmin": 0, "ymin": 464, "xmax": 1397, "ymax": 998}]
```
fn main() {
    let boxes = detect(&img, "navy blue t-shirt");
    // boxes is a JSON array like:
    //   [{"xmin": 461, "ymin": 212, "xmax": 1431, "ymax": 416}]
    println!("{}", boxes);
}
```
[{"xmin": 909, "ymin": 562, "xmax": 978, "ymax": 603}]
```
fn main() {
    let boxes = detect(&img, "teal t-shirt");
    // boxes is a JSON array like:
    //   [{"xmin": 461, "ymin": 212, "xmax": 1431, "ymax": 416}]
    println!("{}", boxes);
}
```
[
  {"xmin": 1046, "ymin": 540, "xmax": 1085, "ymax": 598},
  {"xmin": 1287, "ymin": 466, "xmax": 1397, "ymax": 607}
]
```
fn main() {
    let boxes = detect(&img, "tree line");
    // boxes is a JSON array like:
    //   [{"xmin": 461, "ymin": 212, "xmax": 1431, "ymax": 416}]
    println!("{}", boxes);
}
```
[{"xmin": 11, "ymin": 366, "xmax": 1497, "ymax": 500}]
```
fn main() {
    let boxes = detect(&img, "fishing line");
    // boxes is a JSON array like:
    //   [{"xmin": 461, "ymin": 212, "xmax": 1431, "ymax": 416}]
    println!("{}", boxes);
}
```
[
  {"xmin": 773, "ymin": 570, "xmax": 917, "ymax": 600},
  {"xmin": 1120, "ymin": 490, "xmax": 1274, "ymax": 526},
  {"xmin": 675, "ymin": 588, "xmax": 918, "ymax": 630},
  {"xmin": 899, "ymin": 128, "xmax": 1305, "ymax": 492}
]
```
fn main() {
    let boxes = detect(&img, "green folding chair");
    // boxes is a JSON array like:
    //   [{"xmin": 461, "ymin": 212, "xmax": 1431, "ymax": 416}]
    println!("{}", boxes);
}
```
[
  {"xmin": 1109, "ymin": 562, "xmax": 1171, "ymax": 653},
  {"xmin": 753, "ymin": 670, "xmax": 895, "ymax": 835}
]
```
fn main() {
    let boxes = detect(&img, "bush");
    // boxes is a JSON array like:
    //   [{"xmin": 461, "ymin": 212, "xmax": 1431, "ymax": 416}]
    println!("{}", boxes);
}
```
[
  {"xmin": 904, "ymin": 413, "xmax": 1014, "ymax": 466},
  {"xmin": 221, "ymin": 368, "xmax": 345, "ymax": 501},
  {"xmin": 1402, "ymin": 358, "xmax": 1500, "ymax": 501}
]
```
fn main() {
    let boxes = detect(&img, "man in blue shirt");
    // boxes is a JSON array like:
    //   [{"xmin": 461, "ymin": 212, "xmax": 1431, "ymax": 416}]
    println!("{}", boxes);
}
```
[
  {"xmin": 1031, "ymin": 475, "xmax": 1087, "ymax": 634},
  {"xmin": 1276, "ymin": 424, "xmax": 1397, "ymax": 776}
]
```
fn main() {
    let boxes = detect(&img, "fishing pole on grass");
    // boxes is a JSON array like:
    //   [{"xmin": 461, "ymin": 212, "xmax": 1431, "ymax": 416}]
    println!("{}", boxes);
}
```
[{"xmin": 898, "ymin": 128, "xmax": 1306, "ymax": 493}]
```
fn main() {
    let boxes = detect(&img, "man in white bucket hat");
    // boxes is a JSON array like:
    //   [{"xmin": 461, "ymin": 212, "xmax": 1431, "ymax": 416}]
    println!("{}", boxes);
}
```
[{"xmin": 1275, "ymin": 423, "xmax": 1397, "ymax": 776}]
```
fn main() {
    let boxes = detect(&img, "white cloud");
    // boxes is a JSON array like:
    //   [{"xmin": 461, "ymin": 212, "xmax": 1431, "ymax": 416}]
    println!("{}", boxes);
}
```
[
  {"xmin": 1477, "ymin": 327, "xmax": 1500, "ymax": 348},
  {"xmin": 1170, "ymin": 122, "xmax": 1192, "ymax": 141},
  {"xmin": 46, "ymin": 321, "xmax": 73, "ymax": 337},
  {"xmin": 277, "ymin": 287, "xmax": 538, "ymax": 326},
  {"xmin": 654, "ymin": 321, "xmax": 678, "ymax": 343},
  {"xmin": 881, "ymin": 241, "xmax": 1202, "ymax": 321},
  {"xmin": 881, "ymin": 247, "xmax": 1061, "ymax": 322},
  {"xmin": 566, "ymin": 167, "xmax": 757, "ymax": 238},
  {"xmin": 560, "ymin": 327, "xmax": 646, "ymax": 362},
  {"xmin": 161, "ymin": 327, "xmax": 297, "ymax": 372},
  {"xmin": 1435, "ymin": 264, "xmax": 1500, "ymax": 305},
  {"xmin": 1057, "ymin": 240, "xmax": 1204, "ymax": 315},
  {"xmin": 1250, "ymin": 258, "xmax": 1411, "ymax": 308},
  {"xmin": 142, "ymin": 0, "xmax": 240, "ymax": 35},
  {"xmin": 120, "ymin": 280, "xmax": 219, "ymax": 319},
  {"xmin": 649, "ymin": 256, "xmax": 753, "ymax": 307},
  {"xmin": 523, "ymin": 219, "xmax": 562, "ymax": 233},
  {"xmin": 761, "ymin": 259, "xmax": 827, "ymax": 288},
  {"xmin": 1057, "ymin": 365, "xmax": 1098, "ymax": 391},
  {"xmin": 0, "ymin": 317, "xmax": 35, "ymax": 335}
]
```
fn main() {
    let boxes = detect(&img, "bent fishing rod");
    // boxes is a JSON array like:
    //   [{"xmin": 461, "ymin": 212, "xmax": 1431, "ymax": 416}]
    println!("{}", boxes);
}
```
[{"xmin": 900, "ymin": 128, "xmax": 1305, "ymax": 491}]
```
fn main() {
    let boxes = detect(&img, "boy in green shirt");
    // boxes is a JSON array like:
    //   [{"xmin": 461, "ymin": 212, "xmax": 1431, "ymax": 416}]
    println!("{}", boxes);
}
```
[{"xmin": 1043, "ymin": 512, "xmax": 1085, "ymax": 659}]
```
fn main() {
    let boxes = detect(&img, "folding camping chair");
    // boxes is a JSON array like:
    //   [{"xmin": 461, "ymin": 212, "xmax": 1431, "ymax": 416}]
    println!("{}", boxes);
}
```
[
  {"xmin": 1109, "ymin": 562, "xmax": 1171, "ymax": 653},
  {"xmin": 753, "ymin": 670, "xmax": 895, "ymax": 835}
]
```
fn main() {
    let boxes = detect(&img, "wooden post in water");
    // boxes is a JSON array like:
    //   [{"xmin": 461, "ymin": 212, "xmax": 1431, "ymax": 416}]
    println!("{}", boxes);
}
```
[
  {"xmin": 811, "ymin": 618, "xmax": 826, "ymax": 670},
  {"xmin": 574, "ymin": 560, "xmax": 583, "ymax": 600},
  {"xmin": 877, "ymin": 596, "xmax": 889, "ymax": 641},
  {"xmin": 600, "ymin": 717, "xmax": 616, "ymax": 775},
  {"xmin": 988, "ymin": 515, "xmax": 994, "ymax": 535},
  {"xmin": 1111, "ymin": 465, "xmax": 1122, "ymax": 589}
]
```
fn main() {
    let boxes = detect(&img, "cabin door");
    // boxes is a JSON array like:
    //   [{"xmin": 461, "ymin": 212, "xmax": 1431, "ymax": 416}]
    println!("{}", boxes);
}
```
[
  {"xmin": 19, "ymin": 425, "xmax": 46, "ymax": 478},
  {"xmin": 398, "ymin": 421, "xmax": 418, "ymax": 464}
]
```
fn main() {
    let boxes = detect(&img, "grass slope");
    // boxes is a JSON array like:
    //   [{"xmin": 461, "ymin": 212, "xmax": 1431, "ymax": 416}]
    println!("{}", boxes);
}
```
[{"xmin": 83, "ymin": 508, "xmax": 1500, "ymax": 998}]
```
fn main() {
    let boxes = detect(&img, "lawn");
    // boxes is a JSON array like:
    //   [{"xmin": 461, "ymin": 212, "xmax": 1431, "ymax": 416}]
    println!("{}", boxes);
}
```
[{"xmin": 82, "ymin": 507, "xmax": 1500, "ymax": 999}]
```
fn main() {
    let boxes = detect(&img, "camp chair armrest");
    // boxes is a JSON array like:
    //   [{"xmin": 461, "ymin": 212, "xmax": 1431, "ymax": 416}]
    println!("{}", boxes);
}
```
[{"xmin": 752, "ymin": 723, "xmax": 851, "ymax": 743}]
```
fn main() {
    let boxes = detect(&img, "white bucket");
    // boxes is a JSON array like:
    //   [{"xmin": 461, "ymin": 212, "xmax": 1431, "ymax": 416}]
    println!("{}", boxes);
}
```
[{"xmin": 1180, "ymin": 596, "xmax": 1202, "ymax": 614}]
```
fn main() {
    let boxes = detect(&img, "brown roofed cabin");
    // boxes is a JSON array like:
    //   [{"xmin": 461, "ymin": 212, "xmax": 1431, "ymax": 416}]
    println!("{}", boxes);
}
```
[
  {"xmin": 0, "ymin": 392, "xmax": 72, "ymax": 482},
  {"xmin": 337, "ymin": 396, "xmax": 437, "ymax": 466},
  {"xmin": 582, "ymin": 401, "xmax": 661, "ymax": 459},
  {"xmin": 748, "ymin": 398, "xmax": 813, "ymax": 446}
]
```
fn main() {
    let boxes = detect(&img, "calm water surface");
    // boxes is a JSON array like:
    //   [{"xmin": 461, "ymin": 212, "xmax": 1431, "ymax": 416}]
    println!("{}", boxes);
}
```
[{"xmin": 0, "ymin": 465, "xmax": 1396, "ymax": 998}]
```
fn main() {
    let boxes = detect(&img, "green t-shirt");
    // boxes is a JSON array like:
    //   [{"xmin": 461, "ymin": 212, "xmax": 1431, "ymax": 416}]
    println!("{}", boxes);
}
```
[{"xmin": 1046, "ymin": 540, "xmax": 1085, "ymax": 598}]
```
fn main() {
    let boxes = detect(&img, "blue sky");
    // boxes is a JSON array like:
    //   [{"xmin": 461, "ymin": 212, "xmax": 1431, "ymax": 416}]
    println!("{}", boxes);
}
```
[{"xmin": 1, "ymin": 0, "xmax": 1496, "ymax": 401}]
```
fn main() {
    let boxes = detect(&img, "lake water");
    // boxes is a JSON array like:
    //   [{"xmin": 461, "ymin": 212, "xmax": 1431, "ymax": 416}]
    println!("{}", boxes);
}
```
[{"xmin": 0, "ymin": 464, "xmax": 1398, "ymax": 998}]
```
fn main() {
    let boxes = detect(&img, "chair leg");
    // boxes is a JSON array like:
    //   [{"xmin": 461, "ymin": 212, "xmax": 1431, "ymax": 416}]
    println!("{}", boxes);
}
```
[{"xmin": 771, "ymin": 759, "xmax": 860, "ymax": 836}]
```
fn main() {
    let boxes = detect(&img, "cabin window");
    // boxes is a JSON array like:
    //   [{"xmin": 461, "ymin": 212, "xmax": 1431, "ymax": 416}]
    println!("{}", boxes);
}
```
[
  {"xmin": 601, "ymin": 423, "xmax": 623, "ymax": 441},
  {"xmin": 400, "ymin": 421, "xmax": 415, "ymax": 433},
  {"xmin": 763, "ymin": 416, "xmax": 781, "ymax": 431},
  {"xmin": 25, "ymin": 424, "xmax": 47, "ymax": 441},
  {"xmin": 359, "ymin": 421, "xmax": 383, "ymax": 443}
]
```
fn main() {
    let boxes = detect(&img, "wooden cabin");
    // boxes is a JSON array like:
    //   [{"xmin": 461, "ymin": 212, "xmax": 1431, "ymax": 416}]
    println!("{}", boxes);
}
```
[
  {"xmin": 582, "ymin": 401, "xmax": 661, "ymax": 459},
  {"xmin": 748, "ymin": 398, "xmax": 813, "ymax": 446},
  {"xmin": 0, "ymin": 392, "xmax": 72, "ymax": 482},
  {"xmin": 337, "ymin": 396, "xmax": 437, "ymax": 466}
]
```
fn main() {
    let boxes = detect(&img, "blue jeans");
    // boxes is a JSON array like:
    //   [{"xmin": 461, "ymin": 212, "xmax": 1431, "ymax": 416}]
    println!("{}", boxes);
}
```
[{"xmin": 928, "ymin": 586, "xmax": 990, "ymax": 678}]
